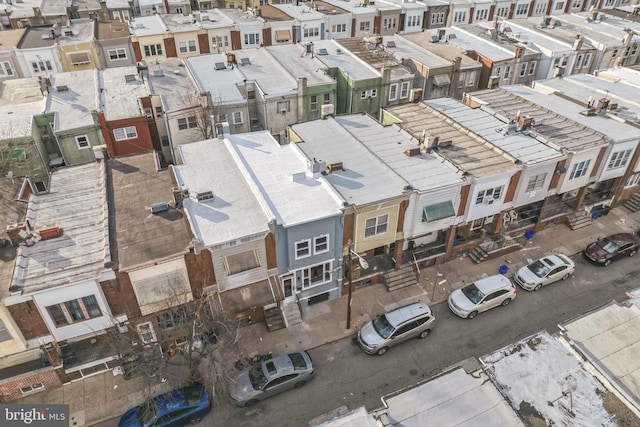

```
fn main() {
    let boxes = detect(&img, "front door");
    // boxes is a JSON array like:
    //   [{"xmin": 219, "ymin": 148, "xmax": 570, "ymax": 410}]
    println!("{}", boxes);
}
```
[{"xmin": 281, "ymin": 275, "xmax": 295, "ymax": 302}]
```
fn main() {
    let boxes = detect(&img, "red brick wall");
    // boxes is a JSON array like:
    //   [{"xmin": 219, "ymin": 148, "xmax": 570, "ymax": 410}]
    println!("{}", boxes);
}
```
[
  {"xmin": 185, "ymin": 250, "xmax": 215, "ymax": 298},
  {"xmin": 102, "ymin": 274, "xmax": 141, "ymax": 319},
  {"xmin": 7, "ymin": 301, "xmax": 49, "ymax": 340},
  {"xmin": 0, "ymin": 369, "xmax": 62, "ymax": 403}
]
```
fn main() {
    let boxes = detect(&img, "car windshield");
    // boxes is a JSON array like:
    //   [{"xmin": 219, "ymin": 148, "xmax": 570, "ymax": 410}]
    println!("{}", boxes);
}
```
[
  {"xmin": 596, "ymin": 239, "xmax": 619, "ymax": 254},
  {"xmin": 372, "ymin": 314, "xmax": 394, "ymax": 339},
  {"xmin": 138, "ymin": 400, "xmax": 157, "ymax": 426},
  {"xmin": 461, "ymin": 283, "xmax": 485, "ymax": 304},
  {"xmin": 527, "ymin": 260, "xmax": 550, "ymax": 278},
  {"xmin": 183, "ymin": 385, "xmax": 201, "ymax": 406},
  {"xmin": 248, "ymin": 365, "xmax": 268, "ymax": 390},
  {"xmin": 288, "ymin": 353, "xmax": 307, "ymax": 370}
]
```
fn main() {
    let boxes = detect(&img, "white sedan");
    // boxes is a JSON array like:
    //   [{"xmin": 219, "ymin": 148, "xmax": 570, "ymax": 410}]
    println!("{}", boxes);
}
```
[{"xmin": 513, "ymin": 254, "xmax": 575, "ymax": 291}]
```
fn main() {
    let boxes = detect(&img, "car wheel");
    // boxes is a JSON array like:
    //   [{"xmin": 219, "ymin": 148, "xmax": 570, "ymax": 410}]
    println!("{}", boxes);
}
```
[
  {"xmin": 604, "ymin": 259, "xmax": 611, "ymax": 267},
  {"xmin": 419, "ymin": 329, "xmax": 431, "ymax": 339},
  {"xmin": 294, "ymin": 380, "xmax": 307, "ymax": 389},
  {"xmin": 501, "ymin": 298, "xmax": 511, "ymax": 307},
  {"xmin": 376, "ymin": 347, "xmax": 389, "ymax": 356},
  {"xmin": 534, "ymin": 284, "xmax": 542, "ymax": 291},
  {"xmin": 630, "ymin": 250, "xmax": 637, "ymax": 257},
  {"xmin": 467, "ymin": 311, "xmax": 478, "ymax": 319},
  {"xmin": 562, "ymin": 273, "xmax": 570, "ymax": 281},
  {"xmin": 245, "ymin": 399, "xmax": 259, "ymax": 407},
  {"xmin": 189, "ymin": 418, "xmax": 202, "ymax": 425}
]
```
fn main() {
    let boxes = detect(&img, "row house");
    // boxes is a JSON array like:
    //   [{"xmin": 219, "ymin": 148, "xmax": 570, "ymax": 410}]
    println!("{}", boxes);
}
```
[
  {"xmin": 0, "ymin": 29, "xmax": 24, "ymax": 80},
  {"xmin": 377, "ymin": 0, "xmax": 424, "ymax": 34},
  {"xmin": 69, "ymin": 0, "xmax": 132, "ymax": 22},
  {"xmin": 304, "ymin": 0, "xmax": 352, "ymax": 40},
  {"xmin": 96, "ymin": 19, "xmax": 137, "ymax": 69},
  {"xmin": 397, "ymin": 32, "xmax": 482, "ymax": 99},
  {"xmin": 255, "ymin": 5, "xmax": 298, "ymax": 45},
  {"xmin": 290, "ymin": 117, "xmax": 411, "ymax": 275},
  {"xmin": 442, "ymin": 23, "xmax": 543, "ymax": 89},
  {"xmin": 0, "ymin": 0, "xmax": 69, "ymax": 30},
  {"xmin": 324, "ymin": 0, "xmax": 380, "ymax": 38},
  {"xmin": 382, "ymin": 101, "xmax": 522, "ymax": 260}
]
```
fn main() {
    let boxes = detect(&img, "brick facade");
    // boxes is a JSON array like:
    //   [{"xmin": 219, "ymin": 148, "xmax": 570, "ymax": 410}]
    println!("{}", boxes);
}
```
[
  {"xmin": 0, "ymin": 368, "xmax": 62, "ymax": 403},
  {"xmin": 7, "ymin": 301, "xmax": 49, "ymax": 340},
  {"xmin": 102, "ymin": 275, "xmax": 141, "ymax": 319}
]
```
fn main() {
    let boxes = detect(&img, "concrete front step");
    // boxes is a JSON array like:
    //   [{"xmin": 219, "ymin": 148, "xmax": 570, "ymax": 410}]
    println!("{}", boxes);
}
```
[
  {"xmin": 385, "ymin": 266, "xmax": 418, "ymax": 292},
  {"xmin": 265, "ymin": 307, "xmax": 286, "ymax": 332},
  {"xmin": 624, "ymin": 194, "xmax": 640, "ymax": 212},
  {"xmin": 283, "ymin": 301, "xmax": 302, "ymax": 327},
  {"xmin": 568, "ymin": 211, "xmax": 592, "ymax": 230}
]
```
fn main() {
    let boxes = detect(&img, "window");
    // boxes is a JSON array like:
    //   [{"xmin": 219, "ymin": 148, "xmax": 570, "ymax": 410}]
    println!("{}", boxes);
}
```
[
  {"xmin": 575, "ymin": 54, "xmax": 584, "ymax": 70},
  {"xmin": 137, "ymin": 322, "xmax": 156, "ymax": 344},
  {"xmin": 108, "ymin": 48, "xmax": 127, "ymax": 61},
  {"xmin": 494, "ymin": 66, "xmax": 502, "ymax": 78},
  {"xmin": 407, "ymin": 15, "xmax": 421, "ymax": 27},
  {"xmin": 400, "ymin": 82, "xmax": 410, "ymax": 98},
  {"xmin": 454, "ymin": 11, "xmax": 467, "ymax": 23},
  {"xmin": 475, "ymin": 9, "xmax": 488, "ymax": 21},
  {"xmin": 303, "ymin": 27, "xmax": 319, "ymax": 38},
  {"xmin": 608, "ymin": 149, "xmax": 632, "ymax": 169},
  {"xmin": 232, "ymin": 111, "xmax": 243, "ymax": 124},
  {"xmin": 244, "ymin": 33, "xmax": 261, "ymax": 46},
  {"xmin": 0, "ymin": 319, "xmax": 11, "ymax": 342},
  {"xmin": 632, "ymin": 45, "xmax": 638, "ymax": 56},
  {"xmin": 332, "ymin": 24, "xmax": 346, "ymax": 33},
  {"xmin": 526, "ymin": 173, "xmax": 547, "ymax": 192},
  {"xmin": 528, "ymin": 61, "xmax": 537, "ymax": 75},
  {"xmin": 213, "ymin": 35, "xmax": 229, "ymax": 50},
  {"xmin": 495, "ymin": 7, "xmax": 510, "ymax": 17},
  {"xmin": 155, "ymin": 106, "xmax": 163, "ymax": 117},
  {"xmin": 310, "ymin": 95, "xmax": 318, "ymax": 111},
  {"xmin": 20, "ymin": 383, "xmax": 44, "ymax": 395},
  {"xmin": 604, "ymin": 0, "xmax": 614, "ymax": 5},
  {"xmin": 361, "ymin": 89, "xmax": 377, "ymax": 99},
  {"xmin": 75, "ymin": 135, "xmax": 90, "ymax": 149},
  {"xmin": 0, "ymin": 62, "xmax": 14, "ymax": 76},
  {"xmin": 157, "ymin": 309, "xmax": 190, "ymax": 330},
  {"xmin": 31, "ymin": 60, "xmax": 52, "ymax": 73},
  {"xmin": 458, "ymin": 72, "xmax": 466, "ymax": 88},
  {"xmin": 467, "ymin": 71, "xmax": 476, "ymax": 86},
  {"xmin": 515, "ymin": 3, "xmax": 529, "ymax": 16},
  {"xmin": 364, "ymin": 214, "xmax": 389, "ymax": 237},
  {"xmin": 175, "ymin": 7, "xmax": 183, "ymax": 13},
  {"xmin": 503, "ymin": 65, "xmax": 511, "ymax": 80},
  {"xmin": 431, "ymin": 12, "xmax": 445, "ymax": 25},
  {"xmin": 519, "ymin": 63, "xmax": 527, "ymax": 77},
  {"xmin": 571, "ymin": 0, "xmax": 583, "ymax": 9},
  {"xmin": 611, "ymin": 48, "xmax": 619, "ymax": 58},
  {"xmin": 178, "ymin": 40, "xmax": 197, "ymax": 53},
  {"xmin": 277, "ymin": 100, "xmax": 290, "ymax": 113},
  {"xmin": 389, "ymin": 83, "xmax": 398, "ymax": 101},
  {"xmin": 296, "ymin": 240, "xmax": 311, "ymax": 259},
  {"xmin": 626, "ymin": 173, "xmax": 640, "ymax": 188},
  {"xmin": 359, "ymin": 21, "xmax": 371, "ymax": 32},
  {"xmin": 224, "ymin": 250, "xmax": 260, "ymax": 275},
  {"xmin": 178, "ymin": 116, "xmax": 197, "ymax": 130},
  {"xmin": 301, "ymin": 261, "xmax": 332, "ymax": 288},
  {"xmin": 583, "ymin": 53, "xmax": 592, "ymax": 69},
  {"xmin": 46, "ymin": 295, "xmax": 102, "ymax": 327},
  {"xmin": 475, "ymin": 187, "xmax": 503, "ymax": 205},
  {"xmin": 323, "ymin": 93, "xmax": 331, "ymax": 104},
  {"xmin": 383, "ymin": 18, "xmax": 397, "ymax": 30},
  {"xmin": 218, "ymin": 114, "xmax": 227, "ymax": 123},
  {"xmin": 314, "ymin": 235, "xmax": 329, "ymax": 254},
  {"xmin": 569, "ymin": 159, "xmax": 591, "ymax": 180},
  {"xmin": 554, "ymin": 1, "xmax": 565, "ymax": 10},
  {"xmin": 143, "ymin": 44, "xmax": 163, "ymax": 57},
  {"xmin": 113, "ymin": 126, "xmax": 137, "ymax": 141}
]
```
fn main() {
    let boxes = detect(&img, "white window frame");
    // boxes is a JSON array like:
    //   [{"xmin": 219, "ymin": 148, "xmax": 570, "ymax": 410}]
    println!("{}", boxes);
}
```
[
  {"xmin": 178, "ymin": 116, "xmax": 198, "ymax": 130},
  {"xmin": 389, "ymin": 83, "xmax": 398, "ymax": 101},
  {"xmin": 495, "ymin": 7, "xmax": 510, "ymax": 17},
  {"xmin": 519, "ymin": 63, "xmax": 527, "ymax": 77},
  {"xmin": 108, "ymin": 48, "xmax": 127, "ymax": 61},
  {"xmin": 359, "ymin": 21, "xmax": 371, "ymax": 32},
  {"xmin": 454, "ymin": 11, "xmax": 467, "ymax": 23},
  {"xmin": 467, "ymin": 71, "xmax": 476, "ymax": 86},
  {"xmin": 526, "ymin": 173, "xmax": 547, "ymax": 192},
  {"xmin": 569, "ymin": 159, "xmax": 591, "ymax": 180},
  {"xmin": 515, "ymin": 3, "xmax": 529, "ymax": 16},
  {"xmin": 300, "ymin": 261, "xmax": 332, "ymax": 289},
  {"xmin": 332, "ymin": 23, "xmax": 346, "ymax": 33},
  {"xmin": 607, "ymin": 149, "xmax": 632, "ymax": 170},
  {"xmin": 233, "ymin": 111, "xmax": 243, "ymax": 124},
  {"xmin": 143, "ymin": 44, "xmax": 163, "ymax": 57},
  {"xmin": 431, "ymin": 11, "xmax": 445, "ymax": 25},
  {"xmin": 314, "ymin": 235, "xmax": 329, "ymax": 255},
  {"xmin": 310, "ymin": 95, "xmax": 318, "ymax": 111},
  {"xmin": 178, "ymin": 40, "xmax": 197, "ymax": 53},
  {"xmin": 528, "ymin": 61, "xmax": 537, "ymax": 75},
  {"xmin": 504, "ymin": 65, "xmax": 511, "ymax": 80},
  {"xmin": 113, "ymin": 126, "xmax": 138, "ymax": 141},
  {"xmin": 626, "ymin": 173, "xmax": 640, "ymax": 188},
  {"xmin": 20, "ymin": 383, "xmax": 45, "ymax": 395},
  {"xmin": 458, "ymin": 72, "xmax": 466, "ymax": 88},
  {"xmin": 0, "ymin": 61, "xmax": 14, "ymax": 76},
  {"xmin": 303, "ymin": 27, "xmax": 320, "ymax": 38},
  {"xmin": 137, "ymin": 322, "xmax": 157, "ymax": 344},
  {"xmin": 295, "ymin": 239, "xmax": 311, "ymax": 259},
  {"xmin": 244, "ymin": 33, "xmax": 261, "ymax": 46},
  {"xmin": 475, "ymin": 8, "xmax": 489, "ymax": 21},
  {"xmin": 31, "ymin": 60, "xmax": 53, "ymax": 73},
  {"xmin": 475, "ymin": 187, "xmax": 503, "ymax": 205},
  {"xmin": 364, "ymin": 214, "xmax": 389, "ymax": 238},
  {"xmin": 400, "ymin": 81, "xmax": 410, "ymax": 98},
  {"xmin": 75, "ymin": 135, "xmax": 90, "ymax": 150}
]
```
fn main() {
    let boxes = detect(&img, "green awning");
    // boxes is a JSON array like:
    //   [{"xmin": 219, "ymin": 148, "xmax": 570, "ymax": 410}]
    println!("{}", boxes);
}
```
[{"xmin": 422, "ymin": 201, "xmax": 455, "ymax": 222}]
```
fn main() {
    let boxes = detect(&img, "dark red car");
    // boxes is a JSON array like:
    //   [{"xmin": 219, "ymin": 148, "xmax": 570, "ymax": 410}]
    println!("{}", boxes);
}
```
[{"xmin": 583, "ymin": 233, "xmax": 640, "ymax": 266}]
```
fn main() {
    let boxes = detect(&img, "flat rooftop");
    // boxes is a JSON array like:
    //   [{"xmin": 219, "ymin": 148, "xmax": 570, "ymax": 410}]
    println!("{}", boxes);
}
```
[
  {"xmin": 468, "ymin": 88, "xmax": 608, "ymax": 152},
  {"xmin": 185, "ymin": 54, "xmax": 247, "ymax": 106},
  {"xmin": 56, "ymin": 19, "xmax": 96, "ymax": 45},
  {"xmin": 97, "ymin": 20, "xmax": 132, "ymax": 41},
  {"xmin": 336, "ymin": 37, "xmax": 403, "ymax": 69},
  {"xmin": 265, "ymin": 44, "xmax": 336, "ymax": 86},
  {"xmin": 16, "ymin": 26, "xmax": 56, "ymax": 49},
  {"xmin": 172, "ymin": 139, "xmax": 270, "ymax": 247},
  {"xmin": 397, "ymin": 33, "xmax": 477, "ymax": 68},
  {"xmin": 99, "ymin": 67, "xmax": 149, "ymax": 121},
  {"xmin": 144, "ymin": 59, "xmax": 200, "ymax": 113},
  {"xmin": 46, "ymin": 70, "xmax": 99, "ymax": 132},
  {"xmin": 129, "ymin": 15, "xmax": 170, "ymax": 37},
  {"xmin": 0, "ymin": 29, "xmax": 26, "ymax": 50},
  {"xmin": 313, "ymin": 39, "xmax": 380, "ymax": 81},
  {"xmin": 291, "ymin": 117, "xmax": 408, "ymax": 206},
  {"xmin": 226, "ymin": 131, "xmax": 344, "ymax": 227},
  {"xmin": 0, "ymin": 180, "xmax": 28, "ymax": 299},
  {"xmin": 230, "ymin": 48, "xmax": 299, "ymax": 99},
  {"xmin": 452, "ymin": 23, "xmax": 541, "ymax": 62},
  {"xmin": 496, "ymin": 20, "xmax": 572, "ymax": 55},
  {"xmin": 384, "ymin": 102, "xmax": 518, "ymax": 178},
  {"xmin": 109, "ymin": 152, "xmax": 192, "ymax": 270},
  {"xmin": 425, "ymin": 98, "xmax": 563, "ymax": 166},
  {"xmin": 0, "ymin": 78, "xmax": 45, "ymax": 140},
  {"xmin": 10, "ymin": 162, "xmax": 110, "ymax": 294}
]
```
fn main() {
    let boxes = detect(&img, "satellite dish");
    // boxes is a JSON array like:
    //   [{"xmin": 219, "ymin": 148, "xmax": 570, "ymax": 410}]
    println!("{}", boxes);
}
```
[{"xmin": 6, "ymin": 171, "xmax": 13, "ymax": 180}]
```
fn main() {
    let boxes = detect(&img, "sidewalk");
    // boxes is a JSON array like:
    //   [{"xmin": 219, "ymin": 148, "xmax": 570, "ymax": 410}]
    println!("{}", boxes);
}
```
[{"xmin": 13, "ymin": 207, "xmax": 640, "ymax": 426}]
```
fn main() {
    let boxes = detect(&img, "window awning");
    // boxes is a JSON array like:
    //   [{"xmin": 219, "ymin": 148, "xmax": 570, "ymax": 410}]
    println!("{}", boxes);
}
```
[
  {"xmin": 432, "ymin": 74, "xmax": 451, "ymax": 87},
  {"xmin": 422, "ymin": 201, "xmax": 455, "ymax": 222},
  {"xmin": 275, "ymin": 30, "xmax": 291, "ymax": 42}
]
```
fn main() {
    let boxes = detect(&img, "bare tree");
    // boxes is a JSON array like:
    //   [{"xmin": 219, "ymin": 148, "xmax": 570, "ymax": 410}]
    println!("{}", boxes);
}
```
[{"xmin": 176, "ymin": 91, "xmax": 227, "ymax": 141}]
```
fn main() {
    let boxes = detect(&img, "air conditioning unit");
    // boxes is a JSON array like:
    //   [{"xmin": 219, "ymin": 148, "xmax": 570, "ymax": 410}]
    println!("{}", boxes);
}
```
[
  {"xmin": 409, "ymin": 88, "xmax": 422, "ymax": 102},
  {"xmin": 321, "ymin": 103, "xmax": 334, "ymax": 118},
  {"xmin": 279, "ymin": 108, "xmax": 287, "ymax": 114},
  {"xmin": 484, "ymin": 196, "xmax": 495, "ymax": 205}
]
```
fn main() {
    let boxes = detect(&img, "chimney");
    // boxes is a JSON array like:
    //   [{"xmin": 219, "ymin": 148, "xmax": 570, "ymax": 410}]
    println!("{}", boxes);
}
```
[
  {"xmin": 6, "ymin": 221, "xmax": 30, "ymax": 245},
  {"xmin": 595, "ymin": 98, "xmax": 609, "ymax": 113},
  {"xmin": 515, "ymin": 46, "xmax": 524, "ymax": 59},
  {"xmin": 517, "ymin": 115, "xmax": 533, "ymax": 131},
  {"xmin": 573, "ymin": 35, "xmax": 583, "ymax": 51}
]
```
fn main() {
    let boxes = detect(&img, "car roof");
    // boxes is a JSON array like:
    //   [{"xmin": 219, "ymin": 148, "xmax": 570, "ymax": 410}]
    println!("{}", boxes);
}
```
[
  {"xmin": 384, "ymin": 302, "xmax": 431, "ymax": 327},
  {"xmin": 539, "ymin": 254, "xmax": 574, "ymax": 268},
  {"xmin": 472, "ymin": 274, "xmax": 512, "ymax": 293},
  {"xmin": 154, "ymin": 383, "xmax": 205, "ymax": 413},
  {"xmin": 606, "ymin": 233, "xmax": 639, "ymax": 244},
  {"xmin": 263, "ymin": 352, "xmax": 310, "ymax": 379}
]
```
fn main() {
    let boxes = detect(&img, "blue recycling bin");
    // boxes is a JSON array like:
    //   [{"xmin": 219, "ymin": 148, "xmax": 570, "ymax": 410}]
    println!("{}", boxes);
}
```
[
  {"xmin": 499, "ymin": 265, "xmax": 509, "ymax": 275},
  {"xmin": 524, "ymin": 230, "xmax": 535, "ymax": 240}
]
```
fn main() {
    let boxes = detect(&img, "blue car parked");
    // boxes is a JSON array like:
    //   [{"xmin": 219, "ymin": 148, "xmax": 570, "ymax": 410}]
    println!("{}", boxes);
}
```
[{"xmin": 119, "ymin": 383, "xmax": 212, "ymax": 427}]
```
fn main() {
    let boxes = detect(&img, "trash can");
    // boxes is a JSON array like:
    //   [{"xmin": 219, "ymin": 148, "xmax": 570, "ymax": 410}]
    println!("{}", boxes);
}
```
[
  {"xmin": 524, "ymin": 230, "xmax": 535, "ymax": 240},
  {"xmin": 499, "ymin": 265, "xmax": 509, "ymax": 275}
]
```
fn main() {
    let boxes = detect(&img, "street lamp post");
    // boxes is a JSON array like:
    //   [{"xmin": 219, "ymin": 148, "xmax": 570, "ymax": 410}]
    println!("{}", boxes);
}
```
[{"xmin": 346, "ymin": 243, "xmax": 369, "ymax": 330}]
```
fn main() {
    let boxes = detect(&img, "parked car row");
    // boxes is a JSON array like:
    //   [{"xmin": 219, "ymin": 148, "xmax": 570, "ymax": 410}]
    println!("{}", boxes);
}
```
[{"xmin": 120, "ymin": 234, "xmax": 633, "ymax": 425}]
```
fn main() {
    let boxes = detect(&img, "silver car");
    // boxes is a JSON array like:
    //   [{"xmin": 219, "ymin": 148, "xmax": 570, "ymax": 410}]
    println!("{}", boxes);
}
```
[
  {"xmin": 357, "ymin": 302, "xmax": 436, "ymax": 356},
  {"xmin": 513, "ymin": 254, "xmax": 575, "ymax": 291},
  {"xmin": 448, "ymin": 274, "xmax": 516, "ymax": 319},
  {"xmin": 228, "ymin": 351, "xmax": 314, "ymax": 407}
]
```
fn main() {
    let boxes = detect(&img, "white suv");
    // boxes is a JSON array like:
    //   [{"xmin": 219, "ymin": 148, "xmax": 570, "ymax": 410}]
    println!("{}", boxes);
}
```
[
  {"xmin": 448, "ymin": 274, "xmax": 516, "ymax": 319},
  {"xmin": 357, "ymin": 302, "xmax": 435, "ymax": 356}
]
